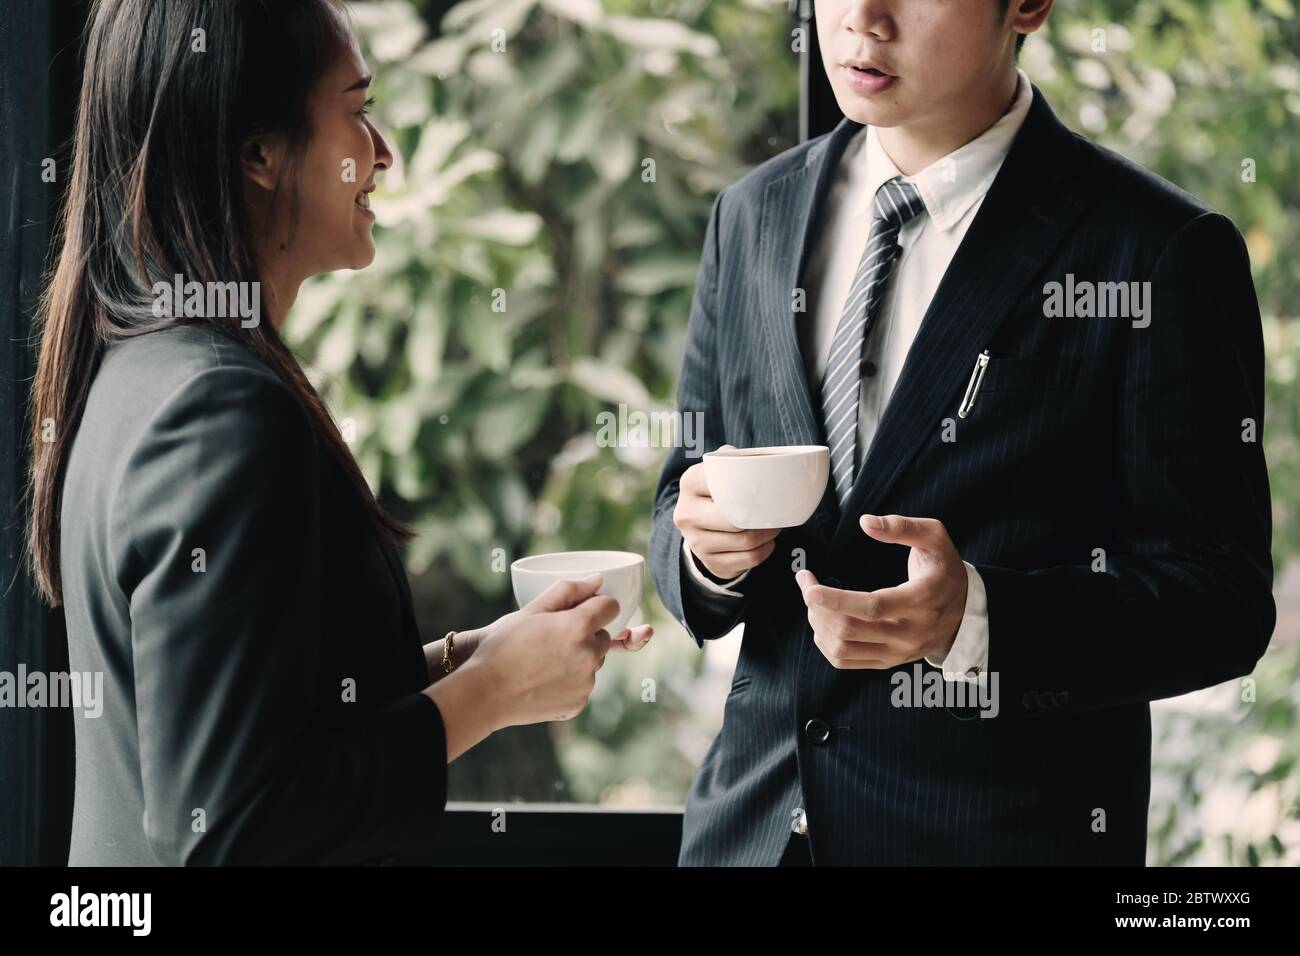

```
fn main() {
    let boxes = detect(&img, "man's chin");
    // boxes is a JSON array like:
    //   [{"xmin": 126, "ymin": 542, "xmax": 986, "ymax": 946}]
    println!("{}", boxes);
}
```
[{"xmin": 830, "ymin": 86, "xmax": 907, "ymax": 128}]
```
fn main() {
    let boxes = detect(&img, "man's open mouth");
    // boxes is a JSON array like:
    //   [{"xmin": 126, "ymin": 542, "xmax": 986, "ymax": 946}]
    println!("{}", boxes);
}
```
[{"xmin": 842, "ymin": 61, "xmax": 898, "ymax": 92}]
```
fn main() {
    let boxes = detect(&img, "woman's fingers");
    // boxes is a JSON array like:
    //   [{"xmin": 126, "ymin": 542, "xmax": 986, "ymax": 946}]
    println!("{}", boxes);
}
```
[
  {"xmin": 525, "ymin": 573, "xmax": 604, "ymax": 614},
  {"xmin": 571, "ymin": 594, "xmax": 620, "ymax": 633},
  {"xmin": 609, "ymin": 625, "xmax": 654, "ymax": 652}
]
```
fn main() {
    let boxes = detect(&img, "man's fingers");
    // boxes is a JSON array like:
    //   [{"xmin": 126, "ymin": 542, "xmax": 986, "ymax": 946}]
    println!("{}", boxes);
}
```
[
  {"xmin": 807, "ymin": 605, "xmax": 908, "ymax": 643},
  {"xmin": 859, "ymin": 513, "xmax": 944, "ymax": 551},
  {"xmin": 802, "ymin": 582, "xmax": 904, "ymax": 621},
  {"xmin": 681, "ymin": 445, "xmax": 736, "ymax": 498},
  {"xmin": 819, "ymin": 656, "xmax": 894, "ymax": 670},
  {"xmin": 797, "ymin": 568, "xmax": 906, "ymax": 620},
  {"xmin": 686, "ymin": 510, "xmax": 752, "ymax": 533},
  {"xmin": 794, "ymin": 569, "xmax": 818, "ymax": 594},
  {"xmin": 688, "ymin": 527, "xmax": 780, "ymax": 554},
  {"xmin": 812, "ymin": 634, "xmax": 893, "ymax": 663},
  {"xmin": 680, "ymin": 463, "xmax": 710, "ymax": 496},
  {"xmin": 690, "ymin": 537, "xmax": 777, "ymax": 579}
]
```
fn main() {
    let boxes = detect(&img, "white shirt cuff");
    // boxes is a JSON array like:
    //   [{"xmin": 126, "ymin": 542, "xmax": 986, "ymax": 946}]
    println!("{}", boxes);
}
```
[
  {"xmin": 681, "ymin": 538, "xmax": 749, "ymax": 598},
  {"xmin": 924, "ymin": 561, "xmax": 989, "ymax": 683}
]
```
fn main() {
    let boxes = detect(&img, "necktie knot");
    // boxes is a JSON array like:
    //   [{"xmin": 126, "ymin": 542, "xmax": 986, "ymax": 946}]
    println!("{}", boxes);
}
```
[{"xmin": 874, "ymin": 177, "xmax": 925, "ymax": 229}]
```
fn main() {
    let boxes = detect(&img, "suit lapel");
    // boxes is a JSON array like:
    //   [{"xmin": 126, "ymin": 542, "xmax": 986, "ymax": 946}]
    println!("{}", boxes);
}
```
[
  {"xmin": 757, "ymin": 116, "xmax": 864, "ymax": 537},
  {"xmin": 830, "ymin": 89, "xmax": 1088, "ymax": 554}
]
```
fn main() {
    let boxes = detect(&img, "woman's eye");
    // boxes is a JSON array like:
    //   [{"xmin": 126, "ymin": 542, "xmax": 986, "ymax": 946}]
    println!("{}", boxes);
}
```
[{"xmin": 357, "ymin": 96, "xmax": 375, "ymax": 116}]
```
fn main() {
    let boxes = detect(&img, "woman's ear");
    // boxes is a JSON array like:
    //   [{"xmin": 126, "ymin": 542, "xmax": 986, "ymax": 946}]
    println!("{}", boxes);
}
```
[{"xmin": 240, "ymin": 134, "xmax": 284, "ymax": 193}]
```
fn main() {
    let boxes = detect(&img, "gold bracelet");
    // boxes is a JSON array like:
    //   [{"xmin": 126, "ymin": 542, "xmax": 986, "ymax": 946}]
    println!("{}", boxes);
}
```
[{"xmin": 441, "ymin": 631, "xmax": 457, "ymax": 675}]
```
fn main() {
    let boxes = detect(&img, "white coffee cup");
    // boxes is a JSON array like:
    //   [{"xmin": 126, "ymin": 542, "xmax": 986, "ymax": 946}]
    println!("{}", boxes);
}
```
[
  {"xmin": 510, "ymin": 550, "xmax": 644, "ymax": 635},
  {"xmin": 702, "ymin": 445, "xmax": 830, "ymax": 529}
]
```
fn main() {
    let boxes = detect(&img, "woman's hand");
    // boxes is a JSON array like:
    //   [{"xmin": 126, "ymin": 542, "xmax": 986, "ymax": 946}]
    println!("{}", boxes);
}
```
[
  {"xmin": 608, "ymin": 624, "xmax": 654, "ymax": 652},
  {"xmin": 425, "ymin": 587, "xmax": 652, "ymax": 685},
  {"xmin": 426, "ymin": 575, "xmax": 655, "ymax": 760},
  {"xmin": 477, "ymin": 607, "xmax": 653, "ymax": 655},
  {"xmin": 465, "ymin": 574, "xmax": 651, "ymax": 726}
]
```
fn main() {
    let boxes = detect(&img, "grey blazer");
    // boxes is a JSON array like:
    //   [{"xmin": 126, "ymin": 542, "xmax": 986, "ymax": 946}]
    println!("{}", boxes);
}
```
[{"xmin": 60, "ymin": 323, "xmax": 446, "ymax": 865}]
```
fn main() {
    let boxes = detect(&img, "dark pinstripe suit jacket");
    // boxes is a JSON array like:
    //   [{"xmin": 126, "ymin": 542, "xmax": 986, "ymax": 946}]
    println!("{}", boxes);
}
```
[{"xmin": 649, "ymin": 88, "xmax": 1275, "ymax": 865}]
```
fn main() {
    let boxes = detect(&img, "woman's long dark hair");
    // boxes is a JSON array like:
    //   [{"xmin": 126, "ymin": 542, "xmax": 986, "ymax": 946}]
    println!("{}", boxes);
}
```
[{"xmin": 28, "ymin": 0, "xmax": 412, "ymax": 606}]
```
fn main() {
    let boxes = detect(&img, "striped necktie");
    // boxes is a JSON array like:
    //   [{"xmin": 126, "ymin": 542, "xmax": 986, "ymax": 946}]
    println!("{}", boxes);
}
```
[{"xmin": 820, "ymin": 176, "xmax": 926, "ymax": 506}]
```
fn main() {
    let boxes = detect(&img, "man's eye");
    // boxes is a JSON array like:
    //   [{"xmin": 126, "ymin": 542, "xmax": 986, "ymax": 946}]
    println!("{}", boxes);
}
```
[{"xmin": 357, "ymin": 96, "xmax": 375, "ymax": 116}]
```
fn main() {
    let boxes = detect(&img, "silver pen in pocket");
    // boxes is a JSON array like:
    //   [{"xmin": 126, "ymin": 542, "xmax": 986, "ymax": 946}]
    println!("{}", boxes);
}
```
[{"xmin": 958, "ymin": 350, "xmax": 990, "ymax": 419}]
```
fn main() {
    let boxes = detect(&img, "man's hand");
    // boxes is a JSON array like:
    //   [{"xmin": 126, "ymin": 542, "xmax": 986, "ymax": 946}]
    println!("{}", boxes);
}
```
[
  {"xmin": 673, "ymin": 444, "xmax": 781, "ymax": 580},
  {"xmin": 795, "ymin": 514, "xmax": 967, "ymax": 669}
]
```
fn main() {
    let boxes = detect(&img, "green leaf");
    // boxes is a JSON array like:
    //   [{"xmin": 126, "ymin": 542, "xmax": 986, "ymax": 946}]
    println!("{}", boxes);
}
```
[
  {"xmin": 449, "ymin": 209, "xmax": 543, "ymax": 245},
  {"xmin": 472, "ymin": 386, "xmax": 552, "ymax": 457},
  {"xmin": 457, "ymin": 308, "xmax": 512, "ymax": 371},
  {"xmin": 569, "ymin": 357, "xmax": 653, "ymax": 406},
  {"xmin": 615, "ymin": 255, "xmax": 700, "ymax": 296}
]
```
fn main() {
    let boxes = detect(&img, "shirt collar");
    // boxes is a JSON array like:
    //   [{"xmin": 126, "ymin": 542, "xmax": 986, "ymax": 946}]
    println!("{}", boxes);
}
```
[{"xmin": 852, "ymin": 68, "xmax": 1034, "ymax": 231}]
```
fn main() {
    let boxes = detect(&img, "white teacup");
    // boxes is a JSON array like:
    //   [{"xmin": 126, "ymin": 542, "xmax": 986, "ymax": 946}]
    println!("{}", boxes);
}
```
[
  {"xmin": 702, "ymin": 445, "xmax": 830, "ymax": 529},
  {"xmin": 510, "ymin": 550, "xmax": 644, "ymax": 635}
]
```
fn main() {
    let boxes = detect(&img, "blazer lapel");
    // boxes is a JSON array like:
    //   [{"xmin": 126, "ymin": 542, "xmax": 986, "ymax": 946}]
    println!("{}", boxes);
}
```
[
  {"xmin": 830, "ymin": 88, "xmax": 1089, "ymax": 553},
  {"xmin": 757, "ymin": 116, "xmax": 864, "ymax": 537}
]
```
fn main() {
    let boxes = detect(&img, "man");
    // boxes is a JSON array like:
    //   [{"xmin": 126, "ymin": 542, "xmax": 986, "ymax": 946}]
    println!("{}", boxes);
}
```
[{"xmin": 648, "ymin": 0, "xmax": 1275, "ymax": 865}]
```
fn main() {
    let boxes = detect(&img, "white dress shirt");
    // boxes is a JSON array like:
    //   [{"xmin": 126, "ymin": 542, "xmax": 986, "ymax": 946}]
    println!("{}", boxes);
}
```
[{"xmin": 684, "ymin": 69, "xmax": 1034, "ymax": 681}]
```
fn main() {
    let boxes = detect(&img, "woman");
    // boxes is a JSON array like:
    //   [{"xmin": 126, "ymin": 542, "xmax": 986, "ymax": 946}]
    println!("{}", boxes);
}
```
[{"xmin": 26, "ymin": 0, "xmax": 652, "ymax": 865}]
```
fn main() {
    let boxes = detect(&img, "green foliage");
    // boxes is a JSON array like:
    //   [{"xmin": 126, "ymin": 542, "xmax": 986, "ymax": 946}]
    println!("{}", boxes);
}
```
[
  {"xmin": 289, "ymin": 0, "xmax": 798, "ymax": 805},
  {"xmin": 1149, "ymin": 641, "xmax": 1300, "ymax": 865}
]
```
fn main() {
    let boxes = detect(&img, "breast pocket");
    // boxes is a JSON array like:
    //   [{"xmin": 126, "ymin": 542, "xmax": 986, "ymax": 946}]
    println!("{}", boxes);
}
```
[
  {"xmin": 977, "ymin": 356, "xmax": 1084, "ymax": 393},
  {"xmin": 948, "ymin": 353, "xmax": 1100, "ymax": 503}
]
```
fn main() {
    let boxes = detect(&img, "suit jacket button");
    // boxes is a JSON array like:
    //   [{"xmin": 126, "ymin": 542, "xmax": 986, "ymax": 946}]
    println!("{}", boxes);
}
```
[{"xmin": 804, "ymin": 718, "xmax": 831, "ymax": 744}]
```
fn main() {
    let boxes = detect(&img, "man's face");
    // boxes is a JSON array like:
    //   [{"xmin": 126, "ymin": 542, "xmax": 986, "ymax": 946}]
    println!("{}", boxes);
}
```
[{"xmin": 814, "ymin": 0, "xmax": 1014, "ymax": 130}]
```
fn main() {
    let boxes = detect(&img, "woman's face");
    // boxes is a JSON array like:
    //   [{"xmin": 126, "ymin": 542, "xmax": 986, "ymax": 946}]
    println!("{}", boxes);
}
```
[{"xmin": 245, "ymin": 23, "xmax": 393, "ymax": 280}]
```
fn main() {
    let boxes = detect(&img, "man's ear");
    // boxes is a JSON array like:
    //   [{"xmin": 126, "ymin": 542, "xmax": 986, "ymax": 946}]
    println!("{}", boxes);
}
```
[
  {"xmin": 240, "ymin": 135, "xmax": 284, "ymax": 193},
  {"xmin": 1010, "ymin": 0, "xmax": 1053, "ymax": 35}
]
